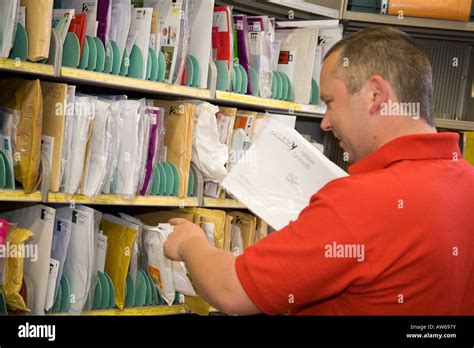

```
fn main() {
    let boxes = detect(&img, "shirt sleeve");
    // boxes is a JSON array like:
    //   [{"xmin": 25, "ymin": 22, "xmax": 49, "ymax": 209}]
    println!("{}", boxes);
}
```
[{"xmin": 235, "ymin": 179, "xmax": 373, "ymax": 315}]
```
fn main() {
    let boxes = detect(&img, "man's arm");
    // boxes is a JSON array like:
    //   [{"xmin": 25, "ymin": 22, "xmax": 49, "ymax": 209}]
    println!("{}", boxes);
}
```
[{"xmin": 164, "ymin": 218, "xmax": 261, "ymax": 315}]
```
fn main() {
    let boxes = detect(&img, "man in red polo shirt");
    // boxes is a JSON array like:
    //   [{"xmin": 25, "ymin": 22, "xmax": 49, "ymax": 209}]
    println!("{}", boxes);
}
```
[{"xmin": 164, "ymin": 27, "xmax": 474, "ymax": 315}]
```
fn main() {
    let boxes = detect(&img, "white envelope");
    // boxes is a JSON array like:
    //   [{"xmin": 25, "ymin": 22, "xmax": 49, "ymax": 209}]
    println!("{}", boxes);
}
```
[
  {"xmin": 109, "ymin": 0, "xmax": 131, "ymax": 59},
  {"xmin": 59, "ymin": 86, "xmax": 76, "ymax": 190},
  {"xmin": 230, "ymin": 224, "xmax": 243, "ymax": 256},
  {"xmin": 82, "ymin": 99, "xmax": 112, "ymax": 197},
  {"xmin": 57, "ymin": 206, "xmax": 95, "ymax": 315},
  {"xmin": 50, "ymin": 216, "xmax": 72, "ymax": 305},
  {"xmin": 96, "ymin": 232, "xmax": 108, "ymax": 273},
  {"xmin": 115, "ymin": 100, "xmax": 141, "ymax": 199},
  {"xmin": 0, "ymin": 205, "xmax": 56, "ymax": 315},
  {"xmin": 129, "ymin": 7, "xmax": 153, "ymax": 79},
  {"xmin": 0, "ymin": 0, "xmax": 19, "ymax": 58},
  {"xmin": 62, "ymin": 95, "xmax": 95, "ymax": 195},
  {"xmin": 276, "ymin": 28, "xmax": 318, "ymax": 104},
  {"xmin": 101, "ymin": 97, "xmax": 125, "ymax": 194},
  {"xmin": 221, "ymin": 119, "xmax": 348, "ymax": 230},
  {"xmin": 135, "ymin": 106, "xmax": 150, "ymax": 195},
  {"xmin": 187, "ymin": 0, "xmax": 215, "ymax": 89},
  {"xmin": 75, "ymin": 205, "xmax": 101, "ymax": 312}
]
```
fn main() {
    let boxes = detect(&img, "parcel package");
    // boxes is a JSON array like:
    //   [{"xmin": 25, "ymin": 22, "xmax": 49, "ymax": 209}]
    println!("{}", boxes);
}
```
[
  {"xmin": 21, "ymin": 0, "xmax": 54, "ymax": 61},
  {"xmin": 41, "ymin": 81, "xmax": 68, "ymax": 193},
  {"xmin": 0, "ymin": 79, "xmax": 43, "ymax": 193},
  {"xmin": 135, "ymin": 210, "xmax": 201, "ymax": 226},
  {"xmin": 154, "ymin": 100, "xmax": 195, "ymax": 197},
  {"xmin": 182, "ymin": 208, "xmax": 226, "ymax": 250},
  {"xmin": 1, "ymin": 205, "xmax": 56, "ymax": 315},
  {"xmin": 0, "ymin": 223, "xmax": 33, "ymax": 312},
  {"xmin": 388, "ymin": 0, "xmax": 472, "ymax": 21},
  {"xmin": 227, "ymin": 211, "xmax": 256, "ymax": 250},
  {"xmin": 100, "ymin": 215, "xmax": 138, "ymax": 310}
]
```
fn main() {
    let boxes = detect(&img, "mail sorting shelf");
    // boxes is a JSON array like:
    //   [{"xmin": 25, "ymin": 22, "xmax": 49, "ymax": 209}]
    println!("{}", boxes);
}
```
[
  {"xmin": 47, "ymin": 193, "xmax": 200, "ymax": 207},
  {"xmin": 0, "ymin": 58, "xmax": 56, "ymax": 77},
  {"xmin": 0, "ymin": 190, "xmax": 249, "ymax": 209},
  {"xmin": 49, "ymin": 305, "xmax": 185, "ymax": 316},
  {"xmin": 342, "ymin": 10, "xmax": 474, "ymax": 32},
  {"xmin": 0, "ymin": 59, "xmax": 328, "ymax": 119}
]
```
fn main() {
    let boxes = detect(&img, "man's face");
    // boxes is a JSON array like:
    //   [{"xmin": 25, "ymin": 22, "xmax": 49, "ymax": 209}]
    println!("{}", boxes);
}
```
[{"xmin": 320, "ymin": 51, "xmax": 371, "ymax": 164}]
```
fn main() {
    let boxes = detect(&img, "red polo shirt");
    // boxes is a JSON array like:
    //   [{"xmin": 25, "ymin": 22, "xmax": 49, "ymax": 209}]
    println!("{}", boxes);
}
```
[{"xmin": 236, "ymin": 132, "xmax": 474, "ymax": 315}]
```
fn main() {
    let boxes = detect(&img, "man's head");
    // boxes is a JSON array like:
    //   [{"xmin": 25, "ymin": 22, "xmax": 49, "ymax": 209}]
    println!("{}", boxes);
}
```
[{"xmin": 320, "ymin": 27, "xmax": 435, "ymax": 163}]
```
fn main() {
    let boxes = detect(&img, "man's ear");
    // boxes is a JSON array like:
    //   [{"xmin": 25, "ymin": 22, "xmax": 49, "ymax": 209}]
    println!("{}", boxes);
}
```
[{"xmin": 367, "ymin": 75, "xmax": 389, "ymax": 115}]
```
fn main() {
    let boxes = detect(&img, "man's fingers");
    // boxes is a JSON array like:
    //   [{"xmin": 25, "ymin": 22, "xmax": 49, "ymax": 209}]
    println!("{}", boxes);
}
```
[{"xmin": 169, "ymin": 218, "xmax": 188, "ymax": 226}]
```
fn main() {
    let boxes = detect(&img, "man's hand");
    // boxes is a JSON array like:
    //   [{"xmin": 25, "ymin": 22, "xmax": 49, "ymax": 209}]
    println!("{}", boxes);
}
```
[{"xmin": 164, "ymin": 218, "xmax": 209, "ymax": 261}]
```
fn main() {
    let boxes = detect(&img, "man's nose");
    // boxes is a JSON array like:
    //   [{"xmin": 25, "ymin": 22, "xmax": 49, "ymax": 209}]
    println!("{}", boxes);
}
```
[{"xmin": 320, "ymin": 114, "xmax": 332, "ymax": 132}]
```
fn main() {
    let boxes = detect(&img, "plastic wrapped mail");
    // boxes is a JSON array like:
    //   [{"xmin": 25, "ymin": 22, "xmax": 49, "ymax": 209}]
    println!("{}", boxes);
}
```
[
  {"xmin": 276, "ymin": 28, "xmax": 318, "ymax": 104},
  {"xmin": 221, "ymin": 118, "xmax": 348, "ymax": 230},
  {"xmin": 139, "ymin": 106, "xmax": 163, "ymax": 196},
  {"xmin": 109, "ymin": 0, "xmax": 131, "ymax": 58},
  {"xmin": 247, "ymin": 16, "xmax": 273, "ymax": 99},
  {"xmin": 145, "ymin": 0, "xmax": 193, "ymax": 84},
  {"xmin": 81, "ymin": 99, "xmax": 113, "ymax": 198},
  {"xmin": 0, "ymin": 0, "xmax": 20, "ymax": 58},
  {"xmin": 101, "ymin": 96, "xmax": 125, "ymax": 195},
  {"xmin": 61, "ymin": 95, "xmax": 96, "ymax": 196},
  {"xmin": 115, "ymin": 99, "xmax": 144, "ymax": 200},
  {"xmin": 57, "ymin": 206, "xmax": 95, "ymax": 315},
  {"xmin": 97, "ymin": 0, "xmax": 112, "ymax": 46},
  {"xmin": 142, "ymin": 224, "xmax": 175, "ymax": 305},
  {"xmin": 49, "ymin": 216, "xmax": 72, "ymax": 304},
  {"xmin": 135, "ymin": 104, "xmax": 150, "ymax": 195},
  {"xmin": 191, "ymin": 102, "xmax": 228, "ymax": 183}
]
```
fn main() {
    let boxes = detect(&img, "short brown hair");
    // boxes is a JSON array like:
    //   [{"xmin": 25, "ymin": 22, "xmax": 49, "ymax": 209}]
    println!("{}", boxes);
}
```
[{"xmin": 325, "ymin": 27, "xmax": 434, "ymax": 125}]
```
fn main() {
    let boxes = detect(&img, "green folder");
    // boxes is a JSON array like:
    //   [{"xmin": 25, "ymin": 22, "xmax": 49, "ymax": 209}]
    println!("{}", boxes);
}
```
[
  {"xmin": 79, "ymin": 37, "xmax": 89, "ymax": 70},
  {"xmin": 59, "ymin": 274, "xmax": 71, "ymax": 313},
  {"xmin": 97, "ymin": 271, "xmax": 109, "ymax": 309},
  {"xmin": 63, "ymin": 32, "xmax": 80, "ymax": 68},
  {"xmin": 127, "ymin": 44, "xmax": 144, "ymax": 79},
  {"xmin": 85, "ymin": 36, "xmax": 97, "ymax": 71},
  {"xmin": 110, "ymin": 41, "xmax": 122, "ymax": 75},
  {"xmin": 125, "ymin": 273, "xmax": 135, "ymax": 308},
  {"xmin": 134, "ymin": 270, "xmax": 147, "ymax": 307},
  {"xmin": 8, "ymin": 23, "xmax": 28, "ymax": 61},
  {"xmin": 149, "ymin": 48, "xmax": 159, "ymax": 81},
  {"xmin": 93, "ymin": 37, "xmax": 105, "ymax": 73}
]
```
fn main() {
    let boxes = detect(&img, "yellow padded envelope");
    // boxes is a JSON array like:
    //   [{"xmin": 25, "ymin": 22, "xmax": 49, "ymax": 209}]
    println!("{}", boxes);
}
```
[
  {"xmin": 100, "ymin": 219, "xmax": 137, "ymax": 310},
  {"xmin": 21, "ymin": 0, "xmax": 54, "ymax": 62},
  {"xmin": 40, "ymin": 82, "xmax": 68, "ymax": 192},
  {"xmin": 135, "ymin": 210, "xmax": 202, "ymax": 226},
  {"xmin": 1, "ymin": 226, "xmax": 33, "ymax": 312},
  {"xmin": 154, "ymin": 100, "xmax": 195, "ymax": 198},
  {"xmin": 227, "ymin": 211, "xmax": 257, "ymax": 250},
  {"xmin": 0, "ymin": 79, "xmax": 43, "ymax": 193},
  {"xmin": 182, "ymin": 208, "xmax": 226, "ymax": 250}
]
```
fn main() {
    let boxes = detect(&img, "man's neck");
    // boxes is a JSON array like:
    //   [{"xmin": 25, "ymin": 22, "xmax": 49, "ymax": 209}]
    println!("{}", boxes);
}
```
[{"xmin": 373, "ymin": 120, "xmax": 437, "ymax": 152}]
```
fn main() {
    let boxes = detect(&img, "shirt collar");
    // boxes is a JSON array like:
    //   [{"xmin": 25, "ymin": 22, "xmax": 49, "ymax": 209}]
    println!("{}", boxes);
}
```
[{"xmin": 348, "ymin": 132, "xmax": 461, "ymax": 175}]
